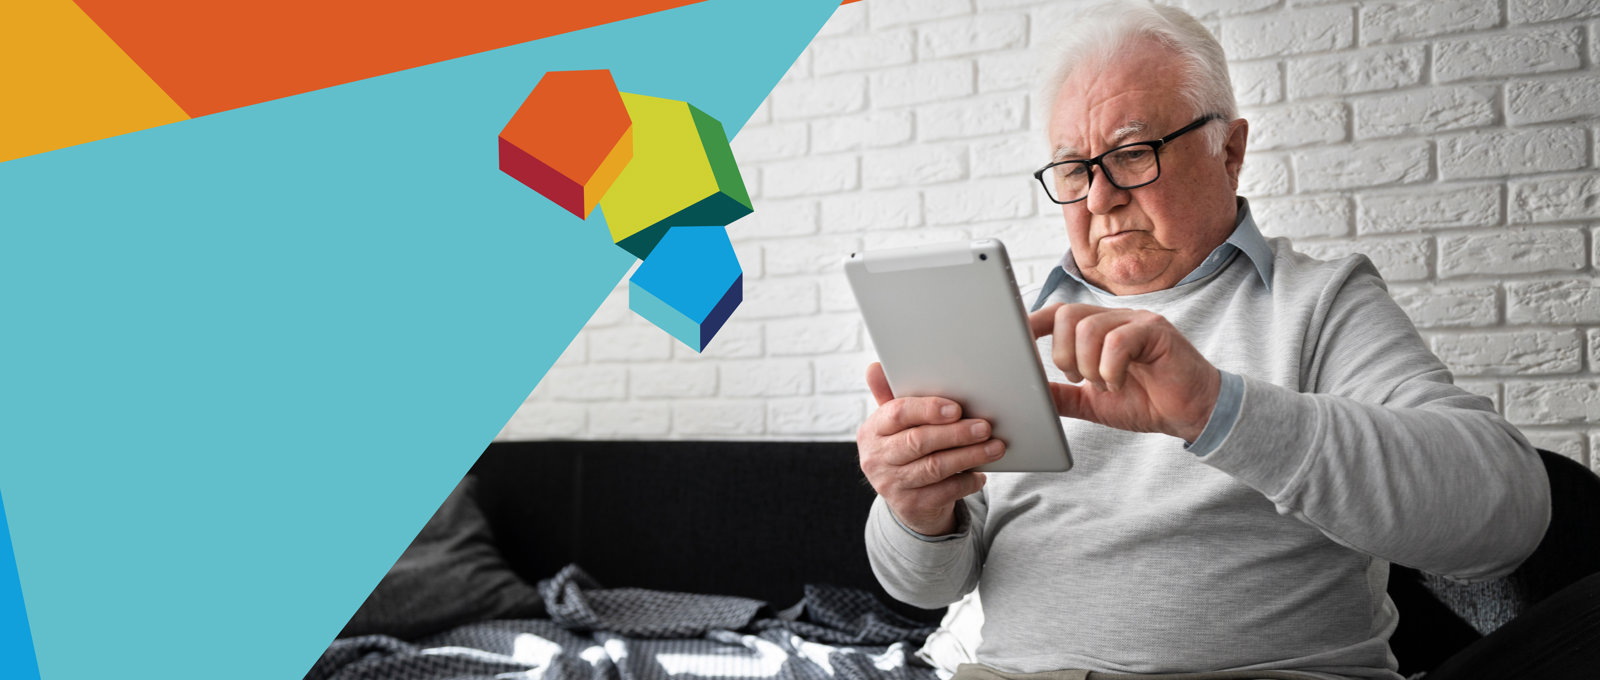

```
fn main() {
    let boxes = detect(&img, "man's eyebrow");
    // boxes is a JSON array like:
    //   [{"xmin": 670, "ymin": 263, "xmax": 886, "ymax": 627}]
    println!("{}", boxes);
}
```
[
  {"xmin": 1050, "ymin": 121, "xmax": 1149, "ymax": 162},
  {"xmin": 1109, "ymin": 120, "xmax": 1148, "ymax": 146}
]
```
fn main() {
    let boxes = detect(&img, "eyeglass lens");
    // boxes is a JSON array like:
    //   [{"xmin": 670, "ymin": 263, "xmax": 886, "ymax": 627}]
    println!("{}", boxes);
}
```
[{"xmin": 1048, "ymin": 145, "xmax": 1160, "ymax": 203}]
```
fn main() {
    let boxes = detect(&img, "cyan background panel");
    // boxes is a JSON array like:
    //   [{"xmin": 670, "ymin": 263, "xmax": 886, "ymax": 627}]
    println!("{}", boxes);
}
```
[{"xmin": 0, "ymin": 1, "xmax": 838, "ymax": 678}]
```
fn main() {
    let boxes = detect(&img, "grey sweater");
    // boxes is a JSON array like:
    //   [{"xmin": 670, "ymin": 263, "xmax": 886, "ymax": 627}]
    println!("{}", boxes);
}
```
[{"xmin": 864, "ymin": 239, "xmax": 1551, "ymax": 679}]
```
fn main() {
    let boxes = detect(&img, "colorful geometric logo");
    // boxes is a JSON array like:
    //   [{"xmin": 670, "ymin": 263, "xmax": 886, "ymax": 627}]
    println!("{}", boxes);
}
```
[{"xmin": 499, "ymin": 69, "xmax": 752, "ymax": 351}]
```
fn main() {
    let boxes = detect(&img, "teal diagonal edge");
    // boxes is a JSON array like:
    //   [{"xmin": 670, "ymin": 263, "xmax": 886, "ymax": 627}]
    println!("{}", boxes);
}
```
[
  {"xmin": 0, "ymin": 1, "xmax": 840, "ymax": 680},
  {"xmin": 0, "ymin": 491, "xmax": 41, "ymax": 680}
]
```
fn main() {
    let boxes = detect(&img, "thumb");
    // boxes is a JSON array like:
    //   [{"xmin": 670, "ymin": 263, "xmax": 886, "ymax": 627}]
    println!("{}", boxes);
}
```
[{"xmin": 866, "ymin": 362, "xmax": 895, "ymax": 406}]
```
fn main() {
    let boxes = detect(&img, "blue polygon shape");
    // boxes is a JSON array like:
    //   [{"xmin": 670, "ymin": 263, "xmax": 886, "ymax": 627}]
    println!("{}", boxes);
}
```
[
  {"xmin": 629, "ymin": 279, "xmax": 701, "ymax": 348},
  {"xmin": 629, "ymin": 225, "xmax": 743, "ymax": 351},
  {"xmin": 0, "ymin": 491, "xmax": 40, "ymax": 680},
  {"xmin": 699, "ymin": 273, "xmax": 742, "ymax": 349}
]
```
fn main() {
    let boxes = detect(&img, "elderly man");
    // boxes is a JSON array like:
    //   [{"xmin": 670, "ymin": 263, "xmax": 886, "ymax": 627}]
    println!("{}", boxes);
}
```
[{"xmin": 856, "ymin": 2, "xmax": 1551, "ymax": 679}]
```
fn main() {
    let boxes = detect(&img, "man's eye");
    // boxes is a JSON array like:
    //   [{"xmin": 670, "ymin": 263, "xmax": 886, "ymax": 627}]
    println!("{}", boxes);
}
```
[{"xmin": 1114, "ymin": 148, "xmax": 1150, "ymax": 162}]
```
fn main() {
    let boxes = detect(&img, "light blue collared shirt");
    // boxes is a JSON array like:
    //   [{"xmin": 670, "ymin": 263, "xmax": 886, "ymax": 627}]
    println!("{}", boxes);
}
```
[{"xmin": 1028, "ymin": 198, "xmax": 1272, "ymax": 456}]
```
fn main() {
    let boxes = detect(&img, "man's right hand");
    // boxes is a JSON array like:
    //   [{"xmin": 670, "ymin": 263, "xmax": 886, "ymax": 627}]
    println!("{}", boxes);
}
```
[{"xmin": 856, "ymin": 362, "xmax": 1005, "ymax": 536}]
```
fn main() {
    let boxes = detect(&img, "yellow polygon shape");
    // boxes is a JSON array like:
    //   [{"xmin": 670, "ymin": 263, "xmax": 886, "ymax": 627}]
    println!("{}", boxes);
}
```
[
  {"xmin": 599, "ymin": 93, "xmax": 751, "ymax": 259},
  {"xmin": 1, "ymin": 0, "xmax": 190, "ymax": 163},
  {"xmin": 603, "ymin": 94, "xmax": 713, "ymax": 242}
]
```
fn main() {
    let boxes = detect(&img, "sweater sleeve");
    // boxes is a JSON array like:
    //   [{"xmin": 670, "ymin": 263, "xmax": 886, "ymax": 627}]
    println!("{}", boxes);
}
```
[
  {"xmin": 864, "ymin": 491, "xmax": 988, "ymax": 609},
  {"xmin": 1198, "ymin": 257, "xmax": 1551, "ymax": 582}
]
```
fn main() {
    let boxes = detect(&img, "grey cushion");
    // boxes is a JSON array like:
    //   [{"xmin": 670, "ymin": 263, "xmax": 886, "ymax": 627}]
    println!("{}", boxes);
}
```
[{"xmin": 339, "ymin": 475, "xmax": 545, "ymax": 640}]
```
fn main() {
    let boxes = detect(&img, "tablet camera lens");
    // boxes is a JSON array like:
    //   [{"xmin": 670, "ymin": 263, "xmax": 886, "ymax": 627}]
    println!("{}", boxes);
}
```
[{"xmin": 979, "ymin": 253, "xmax": 987, "ymax": 261}]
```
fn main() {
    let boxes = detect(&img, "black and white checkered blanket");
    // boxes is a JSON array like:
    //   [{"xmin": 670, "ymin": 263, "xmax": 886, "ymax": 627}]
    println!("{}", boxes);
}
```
[{"xmin": 307, "ymin": 565, "xmax": 939, "ymax": 680}]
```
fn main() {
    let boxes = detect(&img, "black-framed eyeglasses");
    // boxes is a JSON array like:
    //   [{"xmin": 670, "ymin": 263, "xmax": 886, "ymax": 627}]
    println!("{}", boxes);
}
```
[{"xmin": 1033, "ymin": 114, "xmax": 1223, "ymax": 205}]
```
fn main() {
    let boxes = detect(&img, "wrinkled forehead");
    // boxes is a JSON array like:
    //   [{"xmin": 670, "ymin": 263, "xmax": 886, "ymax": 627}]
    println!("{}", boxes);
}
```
[
  {"xmin": 1046, "ymin": 41, "xmax": 1189, "ymax": 159},
  {"xmin": 1050, "ymin": 119, "xmax": 1153, "ymax": 162}
]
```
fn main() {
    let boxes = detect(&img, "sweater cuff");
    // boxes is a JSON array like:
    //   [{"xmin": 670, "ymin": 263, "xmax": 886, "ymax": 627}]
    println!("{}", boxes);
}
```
[
  {"xmin": 887, "ymin": 499, "xmax": 971, "ymax": 542},
  {"xmin": 1195, "ymin": 375, "xmax": 1319, "ymax": 499},
  {"xmin": 869, "ymin": 495, "xmax": 972, "ymax": 563},
  {"xmin": 1185, "ymin": 369, "xmax": 1244, "ymax": 456}
]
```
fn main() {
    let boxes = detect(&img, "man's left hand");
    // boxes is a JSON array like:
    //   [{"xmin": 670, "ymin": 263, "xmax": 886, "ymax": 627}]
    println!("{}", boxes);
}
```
[{"xmin": 1028, "ymin": 303, "xmax": 1221, "ymax": 442}]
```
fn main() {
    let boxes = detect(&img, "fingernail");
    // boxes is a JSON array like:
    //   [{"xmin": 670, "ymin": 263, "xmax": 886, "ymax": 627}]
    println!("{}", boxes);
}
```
[
  {"xmin": 986, "ymin": 440, "xmax": 1004, "ymax": 458},
  {"xmin": 972, "ymin": 422, "xmax": 990, "ymax": 438},
  {"xmin": 941, "ymin": 404, "xmax": 959, "ymax": 419}
]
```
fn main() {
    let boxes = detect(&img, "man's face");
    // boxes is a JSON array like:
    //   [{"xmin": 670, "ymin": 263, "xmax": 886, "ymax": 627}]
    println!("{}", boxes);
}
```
[{"xmin": 1047, "ymin": 42, "xmax": 1248, "ymax": 295}]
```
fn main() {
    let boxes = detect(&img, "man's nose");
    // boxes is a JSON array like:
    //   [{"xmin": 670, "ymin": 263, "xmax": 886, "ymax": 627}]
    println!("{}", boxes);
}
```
[{"xmin": 1084, "ymin": 166, "xmax": 1130, "ymax": 215}]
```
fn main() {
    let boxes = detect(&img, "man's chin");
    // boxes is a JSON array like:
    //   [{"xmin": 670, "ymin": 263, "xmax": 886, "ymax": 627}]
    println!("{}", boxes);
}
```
[{"xmin": 1092, "ymin": 259, "xmax": 1175, "ymax": 294}]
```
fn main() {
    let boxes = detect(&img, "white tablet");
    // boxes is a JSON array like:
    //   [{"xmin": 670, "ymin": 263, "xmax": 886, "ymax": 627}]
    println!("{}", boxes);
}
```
[{"xmin": 845, "ymin": 239, "xmax": 1072, "ymax": 473}]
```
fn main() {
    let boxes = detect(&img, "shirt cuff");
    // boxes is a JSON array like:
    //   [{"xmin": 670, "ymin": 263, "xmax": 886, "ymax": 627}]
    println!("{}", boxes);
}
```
[
  {"xmin": 1185, "ymin": 369, "xmax": 1244, "ymax": 456},
  {"xmin": 888, "ymin": 500, "xmax": 971, "ymax": 542}
]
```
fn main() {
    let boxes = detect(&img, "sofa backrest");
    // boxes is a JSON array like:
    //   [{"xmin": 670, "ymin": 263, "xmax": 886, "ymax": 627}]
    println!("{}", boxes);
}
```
[{"xmin": 470, "ymin": 439, "xmax": 941, "ymax": 623}]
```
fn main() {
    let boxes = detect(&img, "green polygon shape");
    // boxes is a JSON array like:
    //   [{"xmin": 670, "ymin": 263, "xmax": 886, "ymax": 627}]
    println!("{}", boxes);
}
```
[
  {"xmin": 613, "ymin": 191, "xmax": 750, "ymax": 259},
  {"xmin": 615, "ymin": 219, "xmax": 670, "ymax": 260},
  {"xmin": 689, "ymin": 105, "xmax": 752, "ymax": 212}
]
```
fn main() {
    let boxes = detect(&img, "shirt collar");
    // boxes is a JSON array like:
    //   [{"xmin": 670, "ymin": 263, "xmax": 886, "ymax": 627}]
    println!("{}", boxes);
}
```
[{"xmin": 1031, "ymin": 197, "xmax": 1273, "ymax": 310}]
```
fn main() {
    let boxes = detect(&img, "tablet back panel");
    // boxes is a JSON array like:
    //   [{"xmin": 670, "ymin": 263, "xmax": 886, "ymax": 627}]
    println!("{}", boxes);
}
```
[{"xmin": 845, "ymin": 239, "xmax": 1071, "ymax": 473}]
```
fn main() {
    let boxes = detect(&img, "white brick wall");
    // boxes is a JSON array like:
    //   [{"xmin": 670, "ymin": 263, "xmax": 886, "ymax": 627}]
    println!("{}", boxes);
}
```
[{"xmin": 501, "ymin": 0, "xmax": 1600, "ymax": 474}]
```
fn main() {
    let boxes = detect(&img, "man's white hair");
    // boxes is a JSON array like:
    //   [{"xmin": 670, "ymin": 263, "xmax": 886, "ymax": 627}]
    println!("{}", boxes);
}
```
[{"xmin": 1040, "ymin": 0, "xmax": 1238, "ymax": 153}]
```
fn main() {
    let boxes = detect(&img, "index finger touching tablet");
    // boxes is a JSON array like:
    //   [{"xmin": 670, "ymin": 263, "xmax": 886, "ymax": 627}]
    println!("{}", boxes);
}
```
[{"xmin": 1028, "ymin": 303, "xmax": 1063, "ymax": 340}]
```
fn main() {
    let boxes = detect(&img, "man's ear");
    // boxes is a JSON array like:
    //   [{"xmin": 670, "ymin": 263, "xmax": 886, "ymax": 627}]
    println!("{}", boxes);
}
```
[{"xmin": 1223, "ymin": 118, "xmax": 1248, "ymax": 191}]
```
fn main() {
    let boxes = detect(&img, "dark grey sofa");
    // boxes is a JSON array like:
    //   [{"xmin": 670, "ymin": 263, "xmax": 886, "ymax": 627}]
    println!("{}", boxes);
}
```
[{"xmin": 461, "ymin": 440, "xmax": 1600, "ymax": 678}]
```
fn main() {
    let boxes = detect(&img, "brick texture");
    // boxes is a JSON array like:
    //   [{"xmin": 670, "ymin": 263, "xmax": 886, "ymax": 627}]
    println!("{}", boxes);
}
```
[
  {"xmin": 1252, "ymin": 195, "xmax": 1353, "ymax": 239},
  {"xmin": 500, "ymin": 0, "xmax": 1600, "ymax": 466},
  {"xmin": 1506, "ymin": 75, "xmax": 1600, "ymax": 125},
  {"xmin": 1247, "ymin": 102, "xmax": 1348, "ymax": 150},
  {"xmin": 1358, "ymin": 0, "xmax": 1501, "ymax": 46},
  {"xmin": 1434, "ymin": 27, "xmax": 1584, "ymax": 83},
  {"xmin": 1294, "ymin": 140, "xmax": 1432, "ymax": 192},
  {"xmin": 1390, "ymin": 284, "xmax": 1499, "ymax": 328},
  {"xmin": 1220, "ymin": 6, "xmax": 1354, "ymax": 60},
  {"xmin": 1431, "ymin": 329, "xmax": 1584, "ymax": 376},
  {"xmin": 1437, "ymin": 127, "xmax": 1589, "ymax": 180},
  {"xmin": 1353, "ymin": 86, "xmax": 1498, "ymax": 140},
  {"xmin": 1287, "ymin": 45, "xmax": 1426, "ymax": 98},
  {"xmin": 1229, "ymin": 61, "xmax": 1283, "ymax": 106},
  {"xmin": 1357, "ymin": 183, "xmax": 1501, "ymax": 234},
  {"xmin": 1507, "ymin": 280, "xmax": 1600, "ymax": 324},
  {"xmin": 1438, "ymin": 228, "xmax": 1587, "ymax": 277},
  {"xmin": 1509, "ymin": 0, "xmax": 1600, "ymax": 25},
  {"xmin": 1296, "ymin": 236, "xmax": 1432, "ymax": 281},
  {"xmin": 1509, "ymin": 173, "xmax": 1600, "ymax": 224}
]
